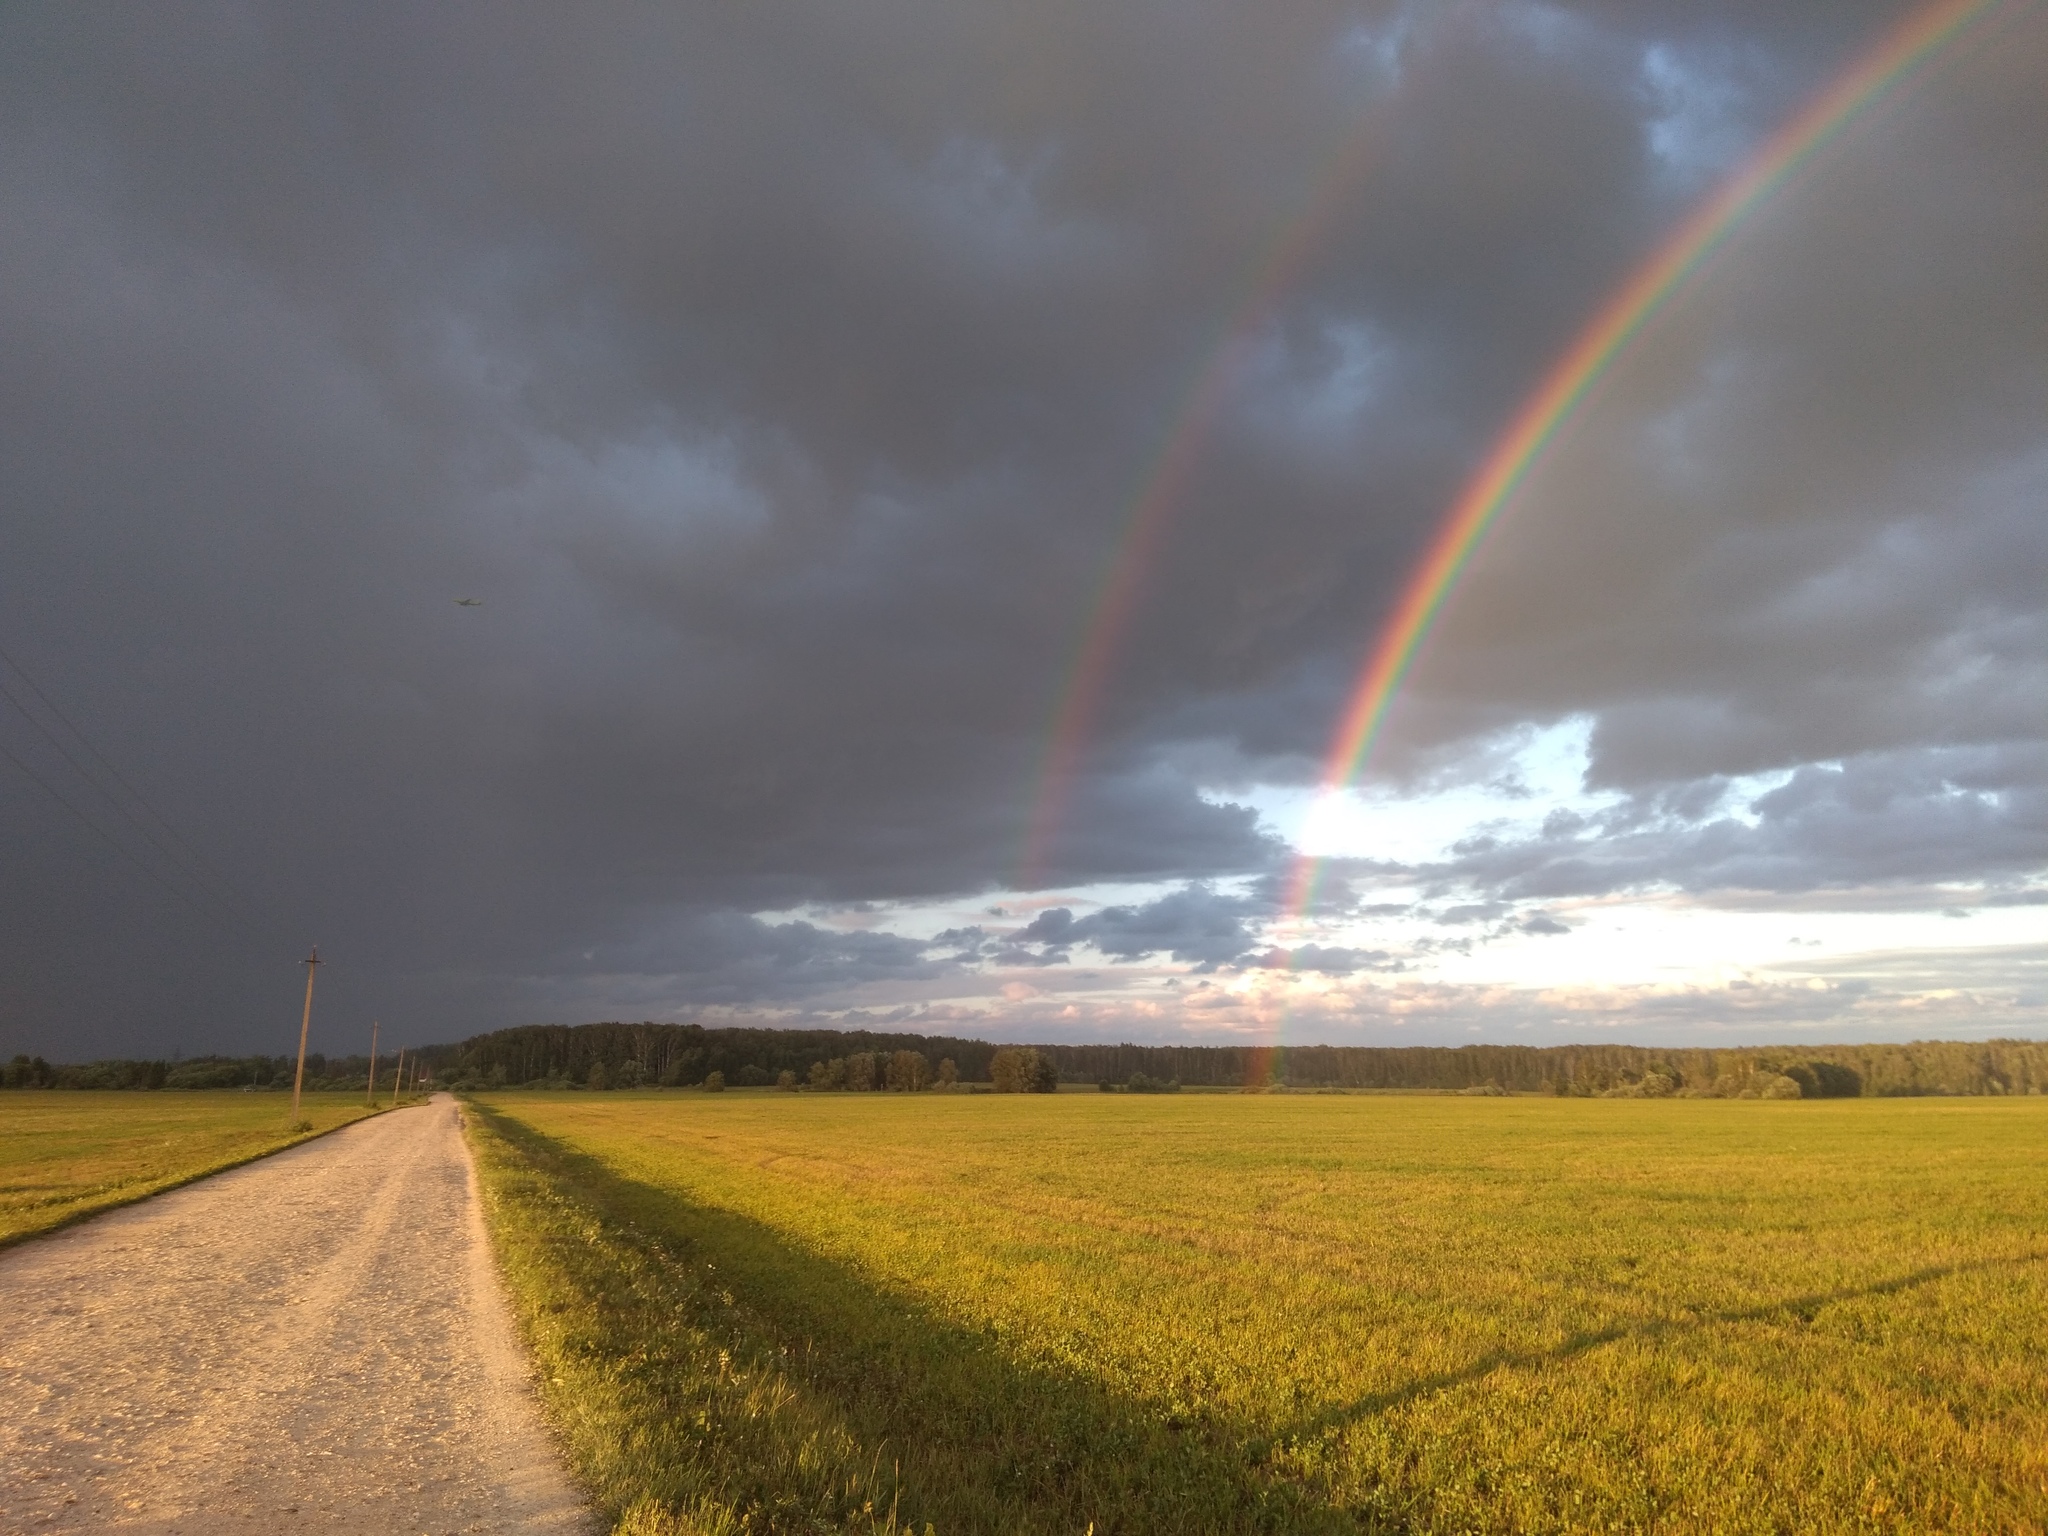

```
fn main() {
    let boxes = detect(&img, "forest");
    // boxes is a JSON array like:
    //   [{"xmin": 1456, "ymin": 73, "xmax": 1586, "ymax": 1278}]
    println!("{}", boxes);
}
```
[{"xmin": 14, "ymin": 1024, "xmax": 2039, "ymax": 1098}]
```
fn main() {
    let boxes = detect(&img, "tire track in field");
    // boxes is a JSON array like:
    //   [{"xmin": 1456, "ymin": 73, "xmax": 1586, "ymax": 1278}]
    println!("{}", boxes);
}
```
[{"xmin": 0, "ymin": 1095, "xmax": 593, "ymax": 1535}]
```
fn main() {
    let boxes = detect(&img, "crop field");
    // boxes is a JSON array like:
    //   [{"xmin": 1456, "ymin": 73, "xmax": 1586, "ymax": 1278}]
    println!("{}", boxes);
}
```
[
  {"xmin": 467, "ymin": 1091, "xmax": 2048, "ymax": 1535},
  {"xmin": 0, "ymin": 1091, "xmax": 387, "ymax": 1248}
]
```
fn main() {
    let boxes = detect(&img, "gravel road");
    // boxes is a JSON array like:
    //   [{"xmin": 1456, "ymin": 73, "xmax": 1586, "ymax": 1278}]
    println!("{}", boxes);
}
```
[{"xmin": 0, "ymin": 1096, "xmax": 593, "ymax": 1535}]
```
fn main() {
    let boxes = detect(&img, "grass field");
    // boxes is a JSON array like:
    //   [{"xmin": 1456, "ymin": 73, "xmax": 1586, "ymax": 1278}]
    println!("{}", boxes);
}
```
[
  {"xmin": 467, "ymin": 1091, "xmax": 2048, "ymax": 1535},
  {"xmin": 0, "ymin": 1091, "xmax": 389, "ymax": 1248}
]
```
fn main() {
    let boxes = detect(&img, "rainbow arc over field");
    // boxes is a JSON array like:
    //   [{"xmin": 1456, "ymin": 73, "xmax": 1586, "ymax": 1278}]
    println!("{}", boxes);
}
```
[
  {"xmin": 1271, "ymin": 0, "xmax": 2003, "ymax": 952},
  {"xmin": 1021, "ymin": 0, "xmax": 2002, "ymax": 900},
  {"xmin": 1018, "ymin": 82, "xmax": 1403, "ymax": 887},
  {"xmin": 1225, "ymin": 0, "xmax": 2009, "ymax": 1085}
]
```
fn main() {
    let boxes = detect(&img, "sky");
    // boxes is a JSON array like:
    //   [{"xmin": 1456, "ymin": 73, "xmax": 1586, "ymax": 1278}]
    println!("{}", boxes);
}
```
[{"xmin": 1, "ymin": 0, "xmax": 2042, "ymax": 1061}]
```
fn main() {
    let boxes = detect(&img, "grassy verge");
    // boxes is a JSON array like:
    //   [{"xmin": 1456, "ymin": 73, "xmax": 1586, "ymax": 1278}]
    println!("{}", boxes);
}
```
[
  {"xmin": 0, "ymin": 1090, "xmax": 389, "ymax": 1248},
  {"xmin": 469, "ymin": 1091, "xmax": 2048, "ymax": 1535},
  {"xmin": 465, "ymin": 1099, "xmax": 1335, "ymax": 1536}
]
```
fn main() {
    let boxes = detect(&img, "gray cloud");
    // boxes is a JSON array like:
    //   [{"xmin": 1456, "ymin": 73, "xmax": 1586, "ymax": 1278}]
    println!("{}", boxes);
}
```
[
  {"xmin": 1241, "ymin": 944, "xmax": 1395, "ymax": 975},
  {"xmin": 1424, "ymin": 744, "xmax": 2048, "ymax": 904},
  {"xmin": 1387, "ymin": 22, "xmax": 2048, "ymax": 793},
  {"xmin": 1021, "ymin": 883, "xmax": 1265, "ymax": 967},
  {"xmin": 1, "ymin": 1, "xmax": 2035, "ymax": 1054}
]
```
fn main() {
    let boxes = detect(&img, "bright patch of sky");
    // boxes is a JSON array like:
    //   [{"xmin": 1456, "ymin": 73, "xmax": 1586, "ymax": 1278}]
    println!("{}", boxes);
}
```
[
  {"xmin": 743, "ymin": 719, "xmax": 2041, "ymax": 1036},
  {"xmin": 1262, "ymin": 717, "xmax": 1603, "ymax": 863},
  {"xmin": 1419, "ymin": 893, "xmax": 2047, "ymax": 990}
]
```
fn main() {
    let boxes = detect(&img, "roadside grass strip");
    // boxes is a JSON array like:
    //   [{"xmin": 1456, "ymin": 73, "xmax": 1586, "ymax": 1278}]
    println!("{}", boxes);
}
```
[
  {"xmin": 468, "ymin": 1092, "xmax": 2048, "ymax": 1535},
  {"xmin": 466, "ymin": 1101, "xmax": 1333, "ymax": 1536},
  {"xmin": 0, "ymin": 1091, "xmax": 389, "ymax": 1248}
]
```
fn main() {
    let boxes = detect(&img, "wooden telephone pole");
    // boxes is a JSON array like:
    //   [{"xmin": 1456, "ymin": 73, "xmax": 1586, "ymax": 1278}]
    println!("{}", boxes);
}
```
[
  {"xmin": 390, "ymin": 1046, "xmax": 405, "ymax": 1109},
  {"xmin": 290, "ymin": 945, "xmax": 322, "ymax": 1125},
  {"xmin": 365, "ymin": 1020, "xmax": 379, "ymax": 1106}
]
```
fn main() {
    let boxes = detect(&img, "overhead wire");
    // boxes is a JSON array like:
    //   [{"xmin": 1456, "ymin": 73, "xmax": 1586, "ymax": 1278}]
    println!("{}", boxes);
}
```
[
  {"xmin": 0, "ymin": 733, "xmax": 232, "ymax": 922},
  {"xmin": 0, "ymin": 643, "xmax": 302, "ymax": 953},
  {"xmin": 0, "ymin": 639, "xmax": 272, "ymax": 928},
  {"xmin": 0, "ymin": 672, "xmax": 255, "ymax": 925}
]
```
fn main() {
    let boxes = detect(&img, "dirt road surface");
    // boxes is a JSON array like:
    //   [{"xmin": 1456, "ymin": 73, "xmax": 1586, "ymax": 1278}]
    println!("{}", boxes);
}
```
[{"xmin": 0, "ymin": 1096, "xmax": 593, "ymax": 1534}]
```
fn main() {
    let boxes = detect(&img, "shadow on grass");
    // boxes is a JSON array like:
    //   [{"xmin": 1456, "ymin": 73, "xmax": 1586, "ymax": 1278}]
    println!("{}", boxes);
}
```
[
  {"xmin": 1267, "ymin": 1249, "xmax": 2047, "ymax": 1457},
  {"xmin": 472, "ymin": 1106, "xmax": 1360, "ymax": 1536},
  {"xmin": 476, "ymin": 1105, "xmax": 2046, "ymax": 1535}
]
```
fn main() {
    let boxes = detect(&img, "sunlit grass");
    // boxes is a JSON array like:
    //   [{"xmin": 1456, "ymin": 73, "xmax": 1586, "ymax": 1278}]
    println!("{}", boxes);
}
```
[
  {"xmin": 468, "ymin": 1091, "xmax": 2048, "ymax": 1534},
  {"xmin": 0, "ymin": 1090, "xmax": 388, "ymax": 1247}
]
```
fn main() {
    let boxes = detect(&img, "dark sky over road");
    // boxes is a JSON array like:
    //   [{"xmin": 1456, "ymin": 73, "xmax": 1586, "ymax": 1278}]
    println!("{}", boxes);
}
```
[{"xmin": 3, "ymin": 2, "xmax": 2042, "ymax": 1059}]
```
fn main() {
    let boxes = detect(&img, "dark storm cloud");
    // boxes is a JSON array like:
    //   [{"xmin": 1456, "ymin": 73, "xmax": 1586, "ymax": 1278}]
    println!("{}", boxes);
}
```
[
  {"xmin": 1241, "ymin": 944, "xmax": 1394, "ymax": 975},
  {"xmin": 1421, "ymin": 744, "xmax": 2048, "ymax": 905},
  {"xmin": 1020, "ymin": 883, "xmax": 1264, "ymax": 967},
  {"xmin": 2, "ymin": 0, "xmax": 2024, "ymax": 1054},
  {"xmin": 1387, "ymin": 11, "xmax": 2048, "ymax": 797},
  {"xmin": 595, "ymin": 911, "xmax": 955, "ymax": 1005}
]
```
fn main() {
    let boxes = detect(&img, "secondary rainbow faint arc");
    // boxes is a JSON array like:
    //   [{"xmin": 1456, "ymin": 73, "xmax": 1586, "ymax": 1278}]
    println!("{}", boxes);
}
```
[
  {"xmin": 1279, "ymin": 0, "xmax": 2002, "ymax": 927},
  {"xmin": 1019, "ymin": 89, "xmax": 1401, "ymax": 888}
]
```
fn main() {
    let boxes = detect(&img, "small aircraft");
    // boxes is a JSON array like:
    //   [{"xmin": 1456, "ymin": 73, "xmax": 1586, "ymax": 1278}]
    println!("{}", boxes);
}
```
[{"xmin": 454, "ymin": 597, "xmax": 483, "ymax": 607}]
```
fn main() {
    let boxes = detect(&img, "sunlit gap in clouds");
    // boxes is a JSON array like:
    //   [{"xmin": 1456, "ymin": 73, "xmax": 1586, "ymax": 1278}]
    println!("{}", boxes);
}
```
[
  {"xmin": 720, "ymin": 707, "xmax": 2048, "ymax": 1044},
  {"xmin": 1229, "ymin": 716, "xmax": 1616, "ymax": 866}
]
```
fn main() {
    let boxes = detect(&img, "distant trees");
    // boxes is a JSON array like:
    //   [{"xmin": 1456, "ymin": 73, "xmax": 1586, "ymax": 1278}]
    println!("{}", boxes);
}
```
[
  {"xmin": 3, "ymin": 1051, "xmax": 396, "ymax": 1093},
  {"xmin": 885, "ymin": 1051, "xmax": 930, "ymax": 1091},
  {"xmin": 776, "ymin": 1069, "xmax": 798, "ymax": 1091},
  {"xmin": 702, "ymin": 1070, "xmax": 725, "ymax": 1093},
  {"xmin": 5, "ymin": 1055, "xmax": 53, "ymax": 1089},
  {"xmin": 991, "ymin": 1048, "xmax": 1058, "ymax": 1094},
  {"xmin": 10, "ymin": 1027, "xmax": 2038, "ymax": 1099},
  {"xmin": 1100, "ymin": 1072, "xmax": 1179, "ymax": 1093},
  {"xmin": 809, "ymin": 1058, "xmax": 847, "ymax": 1090},
  {"xmin": 1779, "ymin": 1061, "xmax": 1863, "ymax": 1098},
  {"xmin": 791, "ymin": 1050, "xmax": 947, "ymax": 1092},
  {"xmin": 1595, "ymin": 1070, "xmax": 1679, "ymax": 1098},
  {"xmin": 424, "ymin": 1021, "xmax": 997, "ymax": 1094}
]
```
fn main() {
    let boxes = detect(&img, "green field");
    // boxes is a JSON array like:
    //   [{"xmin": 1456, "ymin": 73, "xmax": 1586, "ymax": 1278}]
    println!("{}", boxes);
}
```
[
  {"xmin": 0, "ymin": 1091, "xmax": 388, "ymax": 1248},
  {"xmin": 468, "ymin": 1090, "xmax": 2048, "ymax": 1535}
]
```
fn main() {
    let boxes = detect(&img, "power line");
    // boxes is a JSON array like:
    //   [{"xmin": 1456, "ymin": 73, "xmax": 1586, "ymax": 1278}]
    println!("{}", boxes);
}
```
[
  {"xmin": 0, "ymin": 646, "xmax": 298, "ymax": 951},
  {"xmin": 0, "ymin": 673, "xmax": 253, "ymax": 923},
  {"xmin": 0, "ymin": 734, "xmax": 229, "ymax": 924},
  {"xmin": 0, "ymin": 640, "xmax": 274, "ymax": 927}
]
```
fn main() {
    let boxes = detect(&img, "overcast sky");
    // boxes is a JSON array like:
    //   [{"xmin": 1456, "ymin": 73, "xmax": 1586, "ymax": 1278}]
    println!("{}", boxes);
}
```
[{"xmin": 3, "ymin": 0, "xmax": 2042, "ymax": 1061}]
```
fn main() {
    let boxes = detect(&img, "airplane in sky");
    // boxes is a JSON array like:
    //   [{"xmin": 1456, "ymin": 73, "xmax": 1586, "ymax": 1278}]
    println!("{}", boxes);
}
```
[{"xmin": 454, "ymin": 597, "xmax": 483, "ymax": 607}]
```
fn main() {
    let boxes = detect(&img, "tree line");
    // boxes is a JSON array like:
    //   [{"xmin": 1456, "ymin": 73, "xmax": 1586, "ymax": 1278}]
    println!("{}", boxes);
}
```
[
  {"xmin": 3, "ymin": 1051, "xmax": 425, "ymax": 1092},
  {"xmin": 411, "ymin": 1026, "xmax": 2048, "ymax": 1098},
  {"xmin": 10, "ymin": 1028, "xmax": 2046, "ymax": 1098}
]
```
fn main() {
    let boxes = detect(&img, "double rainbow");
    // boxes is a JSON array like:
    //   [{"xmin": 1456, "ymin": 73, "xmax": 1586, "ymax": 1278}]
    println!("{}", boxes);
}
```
[
  {"xmin": 1022, "ymin": 0, "xmax": 2001, "ymax": 899},
  {"xmin": 1279, "ymin": 0, "xmax": 2002, "ymax": 926},
  {"xmin": 1020, "ymin": 85, "xmax": 1401, "ymax": 887}
]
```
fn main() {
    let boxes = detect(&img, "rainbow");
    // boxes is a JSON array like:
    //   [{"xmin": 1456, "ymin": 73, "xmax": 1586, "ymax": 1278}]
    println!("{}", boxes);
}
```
[
  {"xmin": 1280, "ymin": 0, "xmax": 2002, "ymax": 927},
  {"xmin": 1019, "ymin": 86, "xmax": 1402, "ymax": 887}
]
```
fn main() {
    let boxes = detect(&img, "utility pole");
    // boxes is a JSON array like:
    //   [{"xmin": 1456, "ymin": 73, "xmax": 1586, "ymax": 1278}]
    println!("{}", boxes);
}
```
[
  {"xmin": 290, "ymin": 945, "xmax": 322, "ymax": 1126},
  {"xmin": 390, "ymin": 1046, "xmax": 405, "ymax": 1109},
  {"xmin": 365, "ymin": 1020, "xmax": 379, "ymax": 1106}
]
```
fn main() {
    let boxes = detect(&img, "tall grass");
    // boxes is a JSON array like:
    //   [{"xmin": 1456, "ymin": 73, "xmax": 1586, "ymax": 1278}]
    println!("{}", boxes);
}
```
[
  {"xmin": 0, "ymin": 1091, "xmax": 385, "ymax": 1247},
  {"xmin": 468, "ymin": 1092, "xmax": 2048, "ymax": 1534}
]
